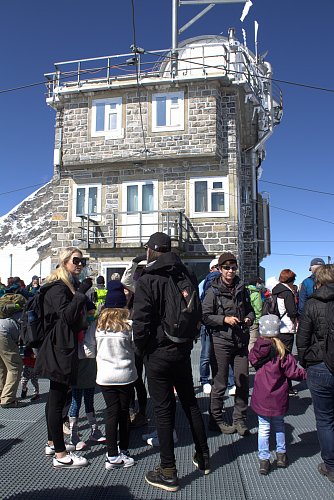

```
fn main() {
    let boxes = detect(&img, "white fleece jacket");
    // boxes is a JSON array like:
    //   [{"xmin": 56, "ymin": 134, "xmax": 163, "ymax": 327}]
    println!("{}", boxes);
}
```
[{"xmin": 95, "ymin": 323, "xmax": 137, "ymax": 386}]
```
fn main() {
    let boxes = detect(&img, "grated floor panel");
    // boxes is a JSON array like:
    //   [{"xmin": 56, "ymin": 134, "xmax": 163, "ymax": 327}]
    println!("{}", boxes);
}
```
[{"xmin": 0, "ymin": 344, "xmax": 333, "ymax": 499}]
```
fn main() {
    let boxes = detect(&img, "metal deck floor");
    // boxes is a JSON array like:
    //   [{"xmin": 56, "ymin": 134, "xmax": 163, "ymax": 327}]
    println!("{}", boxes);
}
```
[{"xmin": 0, "ymin": 342, "xmax": 332, "ymax": 499}]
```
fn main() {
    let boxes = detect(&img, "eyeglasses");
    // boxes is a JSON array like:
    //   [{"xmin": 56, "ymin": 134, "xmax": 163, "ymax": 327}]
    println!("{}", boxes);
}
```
[
  {"xmin": 220, "ymin": 265, "xmax": 238, "ymax": 271},
  {"xmin": 72, "ymin": 257, "xmax": 87, "ymax": 267}
]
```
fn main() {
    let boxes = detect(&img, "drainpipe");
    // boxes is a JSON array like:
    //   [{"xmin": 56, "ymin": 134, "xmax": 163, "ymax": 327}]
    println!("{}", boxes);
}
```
[{"xmin": 171, "ymin": 0, "xmax": 178, "ymax": 77}]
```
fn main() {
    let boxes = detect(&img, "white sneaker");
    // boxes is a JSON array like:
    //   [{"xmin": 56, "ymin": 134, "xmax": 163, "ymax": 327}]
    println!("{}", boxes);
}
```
[
  {"xmin": 228, "ymin": 386, "xmax": 236, "ymax": 396},
  {"xmin": 142, "ymin": 430, "xmax": 158, "ymax": 442},
  {"xmin": 147, "ymin": 429, "xmax": 178, "ymax": 447},
  {"xmin": 105, "ymin": 452, "xmax": 135, "ymax": 469},
  {"xmin": 63, "ymin": 421, "xmax": 71, "ymax": 436},
  {"xmin": 203, "ymin": 383, "xmax": 212, "ymax": 394},
  {"xmin": 53, "ymin": 452, "xmax": 88, "ymax": 469},
  {"xmin": 45, "ymin": 443, "xmax": 75, "ymax": 456}
]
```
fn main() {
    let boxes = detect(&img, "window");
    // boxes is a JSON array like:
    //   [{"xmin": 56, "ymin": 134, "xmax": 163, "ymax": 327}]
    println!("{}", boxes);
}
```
[
  {"xmin": 91, "ymin": 98, "xmax": 123, "ymax": 137},
  {"xmin": 124, "ymin": 181, "xmax": 155, "ymax": 214},
  {"xmin": 190, "ymin": 177, "xmax": 229, "ymax": 217},
  {"xmin": 72, "ymin": 184, "xmax": 102, "ymax": 221},
  {"xmin": 152, "ymin": 91, "xmax": 184, "ymax": 131}
]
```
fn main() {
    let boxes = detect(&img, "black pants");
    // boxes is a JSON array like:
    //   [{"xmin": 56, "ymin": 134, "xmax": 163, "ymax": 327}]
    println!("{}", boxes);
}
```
[
  {"xmin": 100, "ymin": 384, "xmax": 132, "ymax": 457},
  {"xmin": 45, "ymin": 380, "xmax": 69, "ymax": 453},
  {"xmin": 130, "ymin": 354, "xmax": 147, "ymax": 415},
  {"xmin": 210, "ymin": 336, "xmax": 249, "ymax": 424},
  {"xmin": 145, "ymin": 352, "xmax": 208, "ymax": 469}
]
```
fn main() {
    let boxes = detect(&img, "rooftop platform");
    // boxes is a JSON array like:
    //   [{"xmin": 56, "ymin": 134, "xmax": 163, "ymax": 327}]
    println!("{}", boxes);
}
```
[{"xmin": 0, "ymin": 343, "xmax": 331, "ymax": 499}]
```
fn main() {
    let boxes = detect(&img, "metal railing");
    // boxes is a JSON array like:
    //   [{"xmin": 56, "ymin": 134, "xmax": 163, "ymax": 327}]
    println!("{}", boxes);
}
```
[{"xmin": 78, "ymin": 210, "xmax": 189, "ymax": 249}]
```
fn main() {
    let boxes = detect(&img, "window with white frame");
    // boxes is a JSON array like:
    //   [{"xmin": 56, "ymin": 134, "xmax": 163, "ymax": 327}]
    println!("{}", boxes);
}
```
[
  {"xmin": 152, "ymin": 91, "xmax": 184, "ymax": 131},
  {"xmin": 189, "ymin": 177, "xmax": 229, "ymax": 217},
  {"xmin": 72, "ymin": 184, "xmax": 102, "ymax": 221},
  {"xmin": 122, "ymin": 181, "xmax": 156, "ymax": 214},
  {"xmin": 91, "ymin": 98, "xmax": 123, "ymax": 137}
]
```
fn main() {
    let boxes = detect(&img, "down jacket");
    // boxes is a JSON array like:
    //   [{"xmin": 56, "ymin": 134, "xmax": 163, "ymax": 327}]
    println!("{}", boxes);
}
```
[
  {"xmin": 249, "ymin": 337, "xmax": 306, "ymax": 416},
  {"xmin": 202, "ymin": 275, "xmax": 255, "ymax": 346},
  {"xmin": 297, "ymin": 283, "xmax": 334, "ymax": 368},
  {"xmin": 34, "ymin": 280, "xmax": 88, "ymax": 385}
]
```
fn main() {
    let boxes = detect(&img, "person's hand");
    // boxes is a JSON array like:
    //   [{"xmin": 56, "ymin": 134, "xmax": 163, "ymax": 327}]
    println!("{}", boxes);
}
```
[
  {"xmin": 133, "ymin": 254, "xmax": 147, "ymax": 264},
  {"xmin": 224, "ymin": 316, "xmax": 240, "ymax": 326},
  {"xmin": 244, "ymin": 317, "xmax": 252, "ymax": 326},
  {"xmin": 78, "ymin": 278, "xmax": 93, "ymax": 294}
]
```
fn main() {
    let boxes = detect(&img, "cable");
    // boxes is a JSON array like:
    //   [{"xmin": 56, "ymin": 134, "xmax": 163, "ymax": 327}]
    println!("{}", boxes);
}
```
[
  {"xmin": 260, "ymin": 179, "xmax": 334, "ymax": 196},
  {"xmin": 0, "ymin": 182, "xmax": 47, "ymax": 197}
]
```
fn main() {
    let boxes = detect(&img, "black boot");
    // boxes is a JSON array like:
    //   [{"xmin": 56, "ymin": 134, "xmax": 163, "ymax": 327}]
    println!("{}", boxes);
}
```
[{"xmin": 145, "ymin": 465, "xmax": 179, "ymax": 492}]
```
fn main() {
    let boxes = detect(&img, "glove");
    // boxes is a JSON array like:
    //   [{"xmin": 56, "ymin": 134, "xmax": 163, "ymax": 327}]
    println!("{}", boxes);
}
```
[
  {"xmin": 78, "ymin": 278, "xmax": 93, "ymax": 294},
  {"xmin": 133, "ymin": 254, "xmax": 147, "ymax": 264}
]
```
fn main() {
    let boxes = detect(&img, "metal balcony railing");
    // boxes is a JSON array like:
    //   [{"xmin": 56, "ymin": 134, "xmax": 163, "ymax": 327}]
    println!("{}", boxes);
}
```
[{"xmin": 78, "ymin": 210, "xmax": 189, "ymax": 249}]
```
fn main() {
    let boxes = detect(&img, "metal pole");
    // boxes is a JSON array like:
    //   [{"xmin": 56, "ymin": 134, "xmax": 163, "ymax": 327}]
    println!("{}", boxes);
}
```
[
  {"xmin": 171, "ymin": 0, "xmax": 178, "ymax": 77},
  {"xmin": 9, "ymin": 254, "xmax": 12, "ymax": 277}
]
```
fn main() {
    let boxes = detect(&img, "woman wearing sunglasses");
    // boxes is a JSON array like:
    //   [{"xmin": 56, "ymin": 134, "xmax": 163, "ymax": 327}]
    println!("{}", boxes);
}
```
[
  {"xmin": 202, "ymin": 252, "xmax": 255, "ymax": 437},
  {"xmin": 35, "ymin": 247, "xmax": 93, "ymax": 469}
]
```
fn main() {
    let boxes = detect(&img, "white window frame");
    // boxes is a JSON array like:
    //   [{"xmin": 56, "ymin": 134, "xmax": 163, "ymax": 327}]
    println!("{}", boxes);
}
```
[
  {"xmin": 121, "ymin": 180, "xmax": 158, "ymax": 213},
  {"xmin": 72, "ymin": 183, "xmax": 102, "ymax": 222},
  {"xmin": 152, "ymin": 91, "xmax": 184, "ymax": 132},
  {"xmin": 91, "ymin": 97, "xmax": 123, "ymax": 138},
  {"xmin": 189, "ymin": 176, "xmax": 229, "ymax": 218}
]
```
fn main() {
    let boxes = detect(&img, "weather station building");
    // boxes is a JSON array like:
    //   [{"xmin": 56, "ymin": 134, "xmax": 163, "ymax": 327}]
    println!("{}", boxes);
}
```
[{"xmin": 5, "ymin": 0, "xmax": 282, "ymax": 283}]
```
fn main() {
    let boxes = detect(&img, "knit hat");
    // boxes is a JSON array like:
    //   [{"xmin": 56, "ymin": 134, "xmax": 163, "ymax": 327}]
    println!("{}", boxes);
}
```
[
  {"xmin": 96, "ymin": 275, "xmax": 105, "ymax": 285},
  {"xmin": 259, "ymin": 314, "xmax": 280, "ymax": 338},
  {"xmin": 31, "ymin": 275, "xmax": 39, "ymax": 281},
  {"xmin": 105, "ymin": 281, "xmax": 127, "ymax": 309},
  {"xmin": 309, "ymin": 257, "xmax": 325, "ymax": 271},
  {"xmin": 218, "ymin": 252, "xmax": 237, "ymax": 267},
  {"xmin": 209, "ymin": 258, "xmax": 219, "ymax": 270},
  {"xmin": 145, "ymin": 232, "xmax": 171, "ymax": 252}
]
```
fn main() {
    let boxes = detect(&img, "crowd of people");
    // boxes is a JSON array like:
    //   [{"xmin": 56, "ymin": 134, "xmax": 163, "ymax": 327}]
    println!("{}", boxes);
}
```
[{"xmin": 0, "ymin": 239, "xmax": 333, "ymax": 491}]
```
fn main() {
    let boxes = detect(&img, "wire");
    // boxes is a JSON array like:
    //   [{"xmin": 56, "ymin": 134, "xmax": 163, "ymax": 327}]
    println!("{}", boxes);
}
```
[
  {"xmin": 260, "ymin": 179, "xmax": 334, "ymax": 196},
  {"xmin": 0, "ymin": 182, "xmax": 47, "ymax": 197}
]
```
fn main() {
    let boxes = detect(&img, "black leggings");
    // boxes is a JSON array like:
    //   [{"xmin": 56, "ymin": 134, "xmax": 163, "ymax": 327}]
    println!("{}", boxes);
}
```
[
  {"xmin": 45, "ymin": 380, "xmax": 70, "ymax": 453},
  {"xmin": 130, "ymin": 354, "xmax": 147, "ymax": 415},
  {"xmin": 100, "ymin": 384, "xmax": 132, "ymax": 457}
]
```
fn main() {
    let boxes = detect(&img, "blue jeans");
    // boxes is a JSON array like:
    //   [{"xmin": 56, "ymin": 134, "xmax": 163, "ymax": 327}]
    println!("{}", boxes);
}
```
[
  {"xmin": 307, "ymin": 362, "xmax": 334, "ymax": 471},
  {"xmin": 200, "ymin": 326, "xmax": 212, "ymax": 385},
  {"xmin": 258, "ymin": 415, "xmax": 285, "ymax": 460}
]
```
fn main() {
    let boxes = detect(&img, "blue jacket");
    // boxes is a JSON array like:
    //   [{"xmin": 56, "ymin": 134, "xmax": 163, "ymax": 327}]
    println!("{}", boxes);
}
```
[
  {"xmin": 200, "ymin": 271, "xmax": 221, "ymax": 302},
  {"xmin": 298, "ymin": 274, "xmax": 315, "ymax": 314}
]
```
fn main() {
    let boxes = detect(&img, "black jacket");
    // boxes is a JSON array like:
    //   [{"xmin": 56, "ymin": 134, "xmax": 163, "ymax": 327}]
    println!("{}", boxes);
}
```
[
  {"xmin": 202, "ymin": 275, "xmax": 254, "ymax": 346},
  {"xmin": 297, "ymin": 283, "xmax": 334, "ymax": 368},
  {"xmin": 132, "ymin": 252, "xmax": 196, "ymax": 358},
  {"xmin": 34, "ymin": 280, "xmax": 87, "ymax": 384}
]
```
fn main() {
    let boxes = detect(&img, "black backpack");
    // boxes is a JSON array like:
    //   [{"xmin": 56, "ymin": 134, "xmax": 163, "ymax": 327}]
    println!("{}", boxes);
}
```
[
  {"xmin": 261, "ymin": 294, "xmax": 284, "ymax": 319},
  {"xmin": 323, "ymin": 301, "xmax": 334, "ymax": 373},
  {"xmin": 161, "ymin": 271, "xmax": 202, "ymax": 344},
  {"xmin": 20, "ymin": 291, "xmax": 45, "ymax": 348}
]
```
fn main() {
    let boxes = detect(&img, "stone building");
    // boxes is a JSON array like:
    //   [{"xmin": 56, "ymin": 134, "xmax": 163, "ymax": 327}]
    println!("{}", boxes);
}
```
[{"xmin": 45, "ymin": 31, "xmax": 282, "ymax": 282}]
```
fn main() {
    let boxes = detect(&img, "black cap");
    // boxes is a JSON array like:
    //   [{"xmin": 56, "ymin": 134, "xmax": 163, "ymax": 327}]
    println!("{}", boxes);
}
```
[
  {"xmin": 145, "ymin": 232, "xmax": 171, "ymax": 253},
  {"xmin": 218, "ymin": 252, "xmax": 237, "ymax": 267}
]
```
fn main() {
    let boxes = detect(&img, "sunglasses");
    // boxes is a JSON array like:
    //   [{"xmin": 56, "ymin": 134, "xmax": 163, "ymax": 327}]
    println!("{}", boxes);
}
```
[
  {"xmin": 220, "ymin": 265, "xmax": 238, "ymax": 271},
  {"xmin": 72, "ymin": 257, "xmax": 87, "ymax": 267}
]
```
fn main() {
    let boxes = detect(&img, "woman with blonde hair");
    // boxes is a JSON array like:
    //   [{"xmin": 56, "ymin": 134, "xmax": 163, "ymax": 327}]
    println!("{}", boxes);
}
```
[
  {"xmin": 297, "ymin": 264, "xmax": 334, "ymax": 483},
  {"xmin": 249, "ymin": 314, "xmax": 306, "ymax": 476},
  {"xmin": 35, "ymin": 246, "xmax": 93, "ymax": 469},
  {"xmin": 95, "ymin": 281, "xmax": 137, "ymax": 470}
]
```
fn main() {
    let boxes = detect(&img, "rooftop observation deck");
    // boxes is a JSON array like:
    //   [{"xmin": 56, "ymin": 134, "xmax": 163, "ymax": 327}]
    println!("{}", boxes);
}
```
[{"xmin": 0, "ymin": 342, "xmax": 330, "ymax": 500}]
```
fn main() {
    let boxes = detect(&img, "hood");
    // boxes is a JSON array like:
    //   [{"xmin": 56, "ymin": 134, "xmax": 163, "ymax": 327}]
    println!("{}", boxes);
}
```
[
  {"xmin": 247, "ymin": 284, "xmax": 260, "ymax": 293},
  {"xmin": 272, "ymin": 282, "xmax": 291, "ymax": 295},
  {"xmin": 143, "ymin": 251, "xmax": 186, "ymax": 276},
  {"xmin": 250, "ymin": 337, "xmax": 273, "ymax": 363},
  {"xmin": 312, "ymin": 283, "xmax": 334, "ymax": 303}
]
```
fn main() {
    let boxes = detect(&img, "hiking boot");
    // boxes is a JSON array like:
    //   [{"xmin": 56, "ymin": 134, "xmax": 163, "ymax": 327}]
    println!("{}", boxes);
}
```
[
  {"xmin": 105, "ymin": 452, "xmax": 135, "ymax": 469},
  {"xmin": 53, "ymin": 452, "xmax": 88, "ymax": 469},
  {"xmin": 259, "ymin": 459, "xmax": 270, "ymax": 475},
  {"xmin": 208, "ymin": 416, "xmax": 236, "ymax": 434},
  {"xmin": 145, "ymin": 465, "xmax": 179, "ymax": 492},
  {"xmin": 276, "ymin": 452, "xmax": 288, "ymax": 468},
  {"xmin": 193, "ymin": 451, "xmax": 211, "ymax": 475},
  {"xmin": 129, "ymin": 412, "xmax": 148, "ymax": 428},
  {"xmin": 235, "ymin": 421, "xmax": 250, "ymax": 437},
  {"xmin": 318, "ymin": 463, "xmax": 334, "ymax": 483}
]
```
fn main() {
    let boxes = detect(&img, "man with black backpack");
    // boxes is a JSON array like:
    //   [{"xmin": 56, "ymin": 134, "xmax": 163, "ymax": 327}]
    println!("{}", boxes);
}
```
[
  {"xmin": 133, "ymin": 232, "xmax": 210, "ymax": 492},
  {"xmin": 202, "ymin": 252, "xmax": 255, "ymax": 436}
]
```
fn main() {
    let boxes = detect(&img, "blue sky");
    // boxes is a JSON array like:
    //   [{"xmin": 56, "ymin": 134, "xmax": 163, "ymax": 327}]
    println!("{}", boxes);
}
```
[{"xmin": 1, "ymin": 0, "xmax": 333, "ymax": 283}]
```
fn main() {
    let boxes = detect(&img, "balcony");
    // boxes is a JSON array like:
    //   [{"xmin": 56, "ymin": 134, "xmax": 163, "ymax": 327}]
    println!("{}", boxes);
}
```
[{"xmin": 78, "ymin": 210, "xmax": 190, "ymax": 251}]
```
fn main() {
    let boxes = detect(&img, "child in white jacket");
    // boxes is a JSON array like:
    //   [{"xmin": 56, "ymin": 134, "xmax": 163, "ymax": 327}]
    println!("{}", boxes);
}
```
[{"xmin": 96, "ymin": 282, "xmax": 137, "ymax": 470}]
